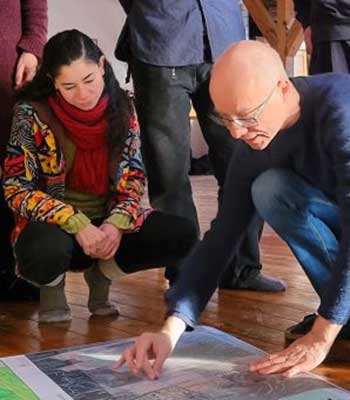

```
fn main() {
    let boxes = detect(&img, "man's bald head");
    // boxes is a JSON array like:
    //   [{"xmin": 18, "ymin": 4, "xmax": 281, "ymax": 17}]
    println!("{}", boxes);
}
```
[
  {"xmin": 210, "ymin": 41, "xmax": 288, "ymax": 115},
  {"xmin": 209, "ymin": 40, "xmax": 300, "ymax": 150}
]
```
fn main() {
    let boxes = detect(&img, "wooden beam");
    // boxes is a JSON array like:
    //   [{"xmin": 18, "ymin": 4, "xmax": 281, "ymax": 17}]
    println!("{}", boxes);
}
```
[
  {"xmin": 286, "ymin": 19, "xmax": 304, "ymax": 57},
  {"xmin": 242, "ymin": 0, "xmax": 277, "ymax": 48},
  {"xmin": 244, "ymin": 0, "xmax": 304, "ymax": 66},
  {"xmin": 276, "ymin": 0, "xmax": 289, "ymax": 62}
]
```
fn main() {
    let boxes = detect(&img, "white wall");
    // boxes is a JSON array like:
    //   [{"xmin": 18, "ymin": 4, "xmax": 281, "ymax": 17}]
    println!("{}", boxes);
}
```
[
  {"xmin": 47, "ymin": 0, "xmax": 130, "ymax": 88},
  {"xmin": 47, "ymin": 0, "xmax": 208, "ymax": 156}
]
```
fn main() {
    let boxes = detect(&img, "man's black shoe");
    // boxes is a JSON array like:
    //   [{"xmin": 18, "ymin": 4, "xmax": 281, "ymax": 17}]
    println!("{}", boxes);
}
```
[
  {"xmin": 285, "ymin": 313, "xmax": 350, "ymax": 342},
  {"xmin": 219, "ymin": 271, "xmax": 286, "ymax": 292}
]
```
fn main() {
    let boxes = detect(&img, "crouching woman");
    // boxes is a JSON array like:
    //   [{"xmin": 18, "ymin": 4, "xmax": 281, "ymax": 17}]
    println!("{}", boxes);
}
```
[{"xmin": 3, "ymin": 30, "xmax": 196, "ymax": 323}]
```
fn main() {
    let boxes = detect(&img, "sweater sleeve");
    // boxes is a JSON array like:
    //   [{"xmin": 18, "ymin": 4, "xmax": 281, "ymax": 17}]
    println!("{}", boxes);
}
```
[
  {"xmin": 3, "ymin": 104, "xmax": 78, "ymax": 228},
  {"xmin": 165, "ymin": 145, "xmax": 270, "ymax": 328},
  {"xmin": 18, "ymin": 0, "xmax": 48, "ymax": 58},
  {"xmin": 105, "ymin": 116, "xmax": 145, "ymax": 230},
  {"xmin": 317, "ymin": 97, "xmax": 350, "ymax": 325},
  {"xmin": 293, "ymin": 0, "xmax": 311, "ymax": 29}
]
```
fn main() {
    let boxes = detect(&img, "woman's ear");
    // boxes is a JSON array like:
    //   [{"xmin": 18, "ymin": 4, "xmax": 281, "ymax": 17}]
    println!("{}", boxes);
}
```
[
  {"xmin": 99, "ymin": 56, "xmax": 105, "ymax": 76},
  {"xmin": 46, "ymin": 73, "xmax": 58, "ymax": 89}
]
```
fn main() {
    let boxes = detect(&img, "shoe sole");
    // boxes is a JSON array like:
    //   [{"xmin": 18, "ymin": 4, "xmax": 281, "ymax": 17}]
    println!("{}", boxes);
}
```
[
  {"xmin": 90, "ymin": 305, "xmax": 120, "ymax": 317},
  {"xmin": 39, "ymin": 313, "xmax": 72, "ymax": 323}
]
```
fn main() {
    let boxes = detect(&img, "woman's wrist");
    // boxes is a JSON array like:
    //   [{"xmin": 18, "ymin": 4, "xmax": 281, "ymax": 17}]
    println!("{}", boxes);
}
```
[{"xmin": 61, "ymin": 212, "xmax": 91, "ymax": 234}]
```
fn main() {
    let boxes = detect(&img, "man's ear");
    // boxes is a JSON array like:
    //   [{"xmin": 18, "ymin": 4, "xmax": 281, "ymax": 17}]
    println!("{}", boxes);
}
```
[{"xmin": 278, "ymin": 79, "xmax": 290, "ymax": 100}]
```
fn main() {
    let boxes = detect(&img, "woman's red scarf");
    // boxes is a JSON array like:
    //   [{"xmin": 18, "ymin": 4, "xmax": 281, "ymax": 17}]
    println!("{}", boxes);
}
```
[{"xmin": 48, "ymin": 92, "xmax": 109, "ymax": 195}]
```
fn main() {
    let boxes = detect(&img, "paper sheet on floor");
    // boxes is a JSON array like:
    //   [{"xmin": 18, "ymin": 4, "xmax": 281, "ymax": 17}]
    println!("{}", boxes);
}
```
[{"xmin": 1, "ymin": 326, "xmax": 349, "ymax": 400}]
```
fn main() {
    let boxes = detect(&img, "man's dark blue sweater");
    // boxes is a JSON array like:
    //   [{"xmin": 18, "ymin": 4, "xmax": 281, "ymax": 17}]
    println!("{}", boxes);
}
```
[{"xmin": 166, "ymin": 73, "xmax": 350, "ymax": 327}]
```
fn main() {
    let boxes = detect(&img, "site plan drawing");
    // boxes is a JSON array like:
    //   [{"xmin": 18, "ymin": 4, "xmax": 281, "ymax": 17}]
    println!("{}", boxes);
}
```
[{"xmin": 1, "ymin": 326, "xmax": 349, "ymax": 400}]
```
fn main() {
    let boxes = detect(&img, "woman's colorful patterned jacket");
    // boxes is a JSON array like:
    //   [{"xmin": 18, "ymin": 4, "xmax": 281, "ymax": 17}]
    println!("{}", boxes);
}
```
[{"xmin": 3, "ymin": 102, "xmax": 151, "ymax": 244}]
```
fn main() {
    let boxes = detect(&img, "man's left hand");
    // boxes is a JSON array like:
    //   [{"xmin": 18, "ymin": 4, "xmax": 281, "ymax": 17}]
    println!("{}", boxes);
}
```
[
  {"xmin": 249, "ymin": 332, "xmax": 332, "ymax": 377},
  {"xmin": 15, "ymin": 52, "xmax": 38, "ymax": 88}
]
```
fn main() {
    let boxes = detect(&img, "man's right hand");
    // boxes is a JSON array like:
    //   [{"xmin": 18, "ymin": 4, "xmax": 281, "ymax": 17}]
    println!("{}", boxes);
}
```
[
  {"xmin": 114, "ymin": 316, "xmax": 187, "ymax": 379},
  {"xmin": 114, "ymin": 331, "xmax": 174, "ymax": 379},
  {"xmin": 75, "ymin": 223, "xmax": 107, "ymax": 257}
]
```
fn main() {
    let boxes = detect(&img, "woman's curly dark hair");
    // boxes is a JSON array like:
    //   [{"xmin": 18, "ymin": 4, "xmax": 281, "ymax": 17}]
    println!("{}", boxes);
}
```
[{"xmin": 17, "ymin": 29, "xmax": 132, "ymax": 164}]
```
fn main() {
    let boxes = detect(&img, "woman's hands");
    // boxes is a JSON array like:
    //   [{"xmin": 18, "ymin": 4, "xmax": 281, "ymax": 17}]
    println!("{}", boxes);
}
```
[{"xmin": 76, "ymin": 223, "xmax": 123, "ymax": 259}]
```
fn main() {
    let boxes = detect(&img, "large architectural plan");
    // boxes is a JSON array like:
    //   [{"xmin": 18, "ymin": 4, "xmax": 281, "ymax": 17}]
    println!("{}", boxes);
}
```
[{"xmin": 1, "ymin": 326, "xmax": 349, "ymax": 400}]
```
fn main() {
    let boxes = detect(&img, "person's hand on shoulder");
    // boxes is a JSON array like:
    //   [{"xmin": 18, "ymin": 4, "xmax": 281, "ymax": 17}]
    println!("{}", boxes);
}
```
[{"xmin": 15, "ymin": 52, "xmax": 38, "ymax": 88}]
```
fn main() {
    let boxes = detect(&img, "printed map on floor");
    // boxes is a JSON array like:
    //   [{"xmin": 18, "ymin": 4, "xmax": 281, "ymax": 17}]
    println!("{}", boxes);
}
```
[{"xmin": 1, "ymin": 326, "xmax": 349, "ymax": 400}]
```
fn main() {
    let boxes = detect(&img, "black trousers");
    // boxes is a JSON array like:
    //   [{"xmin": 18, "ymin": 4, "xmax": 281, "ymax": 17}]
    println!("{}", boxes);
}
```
[
  {"xmin": 132, "ymin": 60, "xmax": 262, "ymax": 285},
  {"xmin": 0, "ymin": 188, "xmax": 14, "ymax": 270},
  {"xmin": 14, "ymin": 211, "xmax": 197, "ymax": 286},
  {"xmin": 310, "ymin": 40, "xmax": 350, "ymax": 74}
]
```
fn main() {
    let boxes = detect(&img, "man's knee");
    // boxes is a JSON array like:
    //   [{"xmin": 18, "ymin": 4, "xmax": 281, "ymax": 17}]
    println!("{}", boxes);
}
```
[
  {"xmin": 15, "ymin": 222, "xmax": 71, "ymax": 285},
  {"xmin": 251, "ymin": 169, "xmax": 292, "ymax": 223}
]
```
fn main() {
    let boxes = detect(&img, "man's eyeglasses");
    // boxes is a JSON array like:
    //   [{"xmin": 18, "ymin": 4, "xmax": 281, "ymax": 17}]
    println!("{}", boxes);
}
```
[{"xmin": 210, "ymin": 84, "xmax": 278, "ymax": 129}]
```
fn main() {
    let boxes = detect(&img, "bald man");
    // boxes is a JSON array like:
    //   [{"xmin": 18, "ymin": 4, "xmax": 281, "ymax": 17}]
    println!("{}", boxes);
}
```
[{"xmin": 116, "ymin": 41, "xmax": 350, "ymax": 378}]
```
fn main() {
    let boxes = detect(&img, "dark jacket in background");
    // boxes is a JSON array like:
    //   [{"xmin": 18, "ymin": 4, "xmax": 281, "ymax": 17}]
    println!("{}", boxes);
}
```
[
  {"xmin": 116, "ymin": 0, "xmax": 245, "ymax": 66},
  {"xmin": 294, "ymin": 0, "xmax": 350, "ymax": 43}
]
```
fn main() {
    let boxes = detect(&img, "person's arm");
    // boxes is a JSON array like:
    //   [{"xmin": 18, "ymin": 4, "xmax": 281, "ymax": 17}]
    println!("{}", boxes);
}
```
[
  {"xmin": 317, "ymin": 100, "xmax": 350, "ymax": 327},
  {"xmin": 3, "ymin": 104, "xmax": 79, "ymax": 229},
  {"xmin": 250, "ymin": 315, "xmax": 341, "ymax": 377},
  {"xmin": 104, "ymin": 116, "xmax": 146, "ymax": 232},
  {"xmin": 18, "ymin": 0, "xmax": 48, "ymax": 58},
  {"xmin": 165, "ymin": 145, "xmax": 268, "ymax": 328},
  {"xmin": 115, "ymin": 316, "xmax": 186, "ymax": 379},
  {"xmin": 3, "ymin": 104, "xmax": 110, "ymax": 255},
  {"xmin": 15, "ymin": 0, "xmax": 48, "ymax": 87},
  {"xmin": 115, "ymin": 144, "xmax": 270, "ymax": 377},
  {"xmin": 251, "ymin": 87, "xmax": 350, "ymax": 376}
]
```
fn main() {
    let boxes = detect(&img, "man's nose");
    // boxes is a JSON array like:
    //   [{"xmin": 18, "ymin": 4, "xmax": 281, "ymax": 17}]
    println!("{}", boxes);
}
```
[{"xmin": 228, "ymin": 124, "xmax": 248, "ymax": 140}]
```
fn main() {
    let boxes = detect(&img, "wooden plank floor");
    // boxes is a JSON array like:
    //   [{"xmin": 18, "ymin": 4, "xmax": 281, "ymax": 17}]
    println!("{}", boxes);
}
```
[{"xmin": 0, "ymin": 176, "xmax": 349, "ymax": 389}]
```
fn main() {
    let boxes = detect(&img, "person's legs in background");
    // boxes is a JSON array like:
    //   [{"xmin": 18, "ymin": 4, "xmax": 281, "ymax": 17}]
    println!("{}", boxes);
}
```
[
  {"xmin": 132, "ymin": 60, "xmax": 200, "ymax": 283},
  {"xmin": 309, "ymin": 40, "xmax": 350, "ymax": 75},
  {"xmin": 192, "ymin": 63, "xmax": 285, "ymax": 292}
]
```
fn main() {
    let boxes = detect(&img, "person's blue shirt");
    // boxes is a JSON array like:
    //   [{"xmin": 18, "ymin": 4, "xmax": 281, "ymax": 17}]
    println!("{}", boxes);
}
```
[
  {"xmin": 117, "ymin": 0, "xmax": 246, "ymax": 66},
  {"xmin": 166, "ymin": 73, "xmax": 350, "ymax": 328}
]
